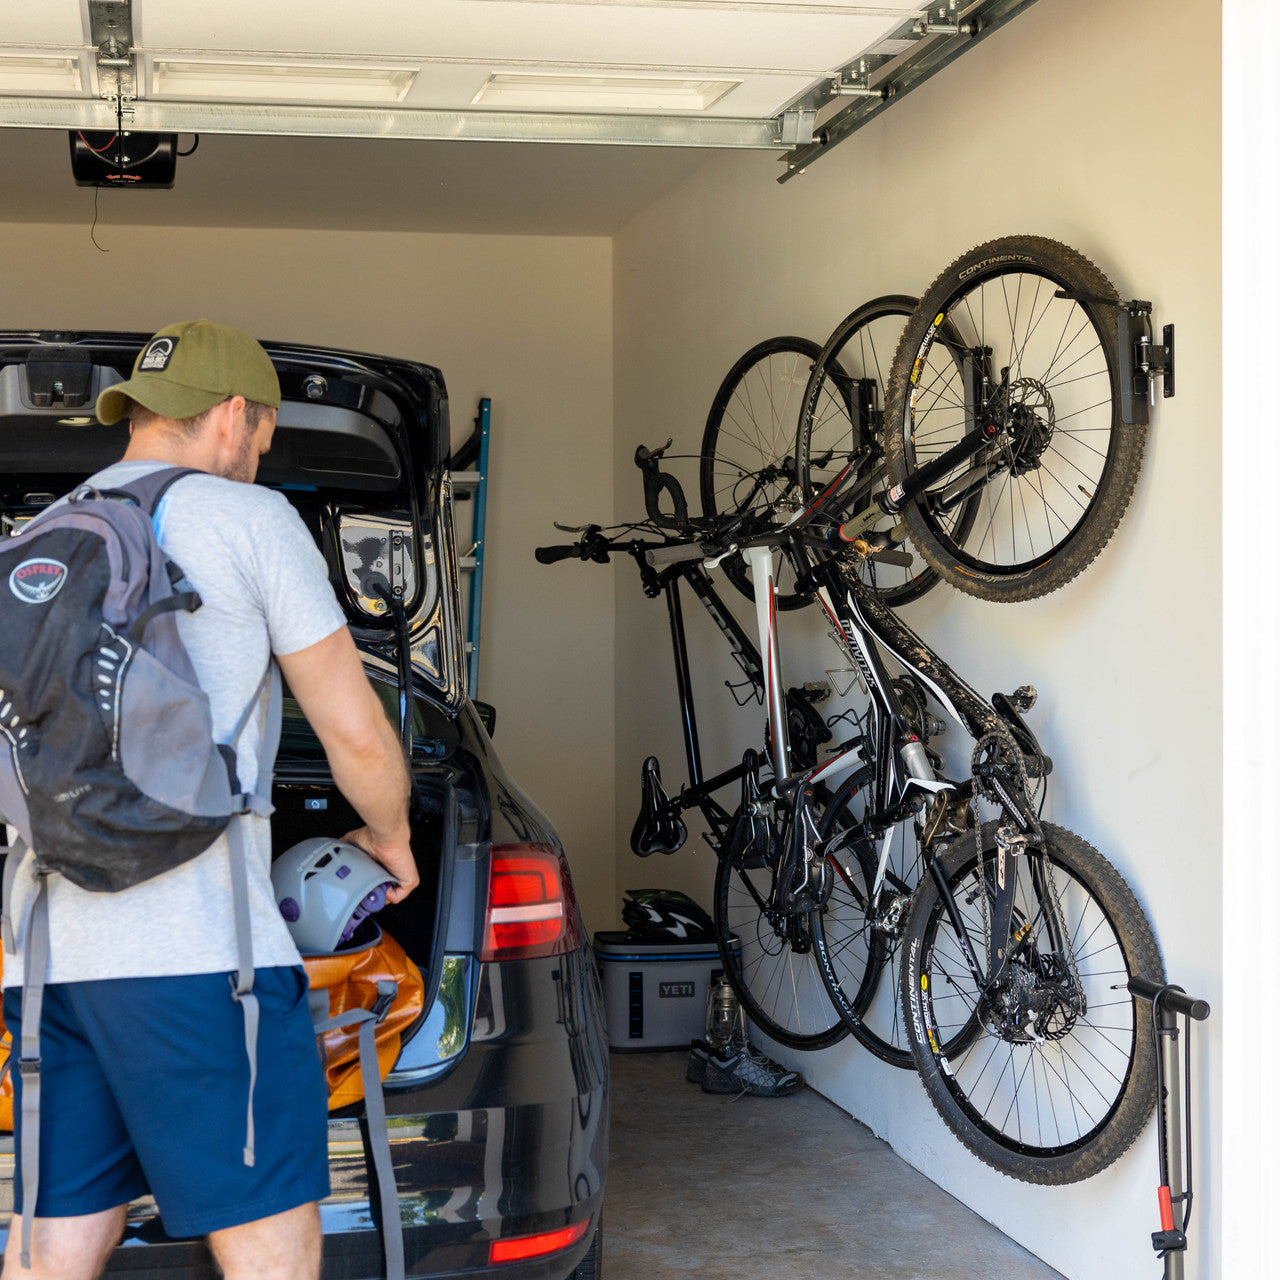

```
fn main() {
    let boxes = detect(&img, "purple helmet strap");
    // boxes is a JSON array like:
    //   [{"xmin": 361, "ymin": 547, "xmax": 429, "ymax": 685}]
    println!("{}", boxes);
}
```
[{"xmin": 338, "ymin": 882, "xmax": 393, "ymax": 944}]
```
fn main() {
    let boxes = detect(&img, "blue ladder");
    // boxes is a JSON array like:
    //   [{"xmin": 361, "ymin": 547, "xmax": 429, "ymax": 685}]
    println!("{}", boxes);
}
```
[{"xmin": 455, "ymin": 398, "xmax": 491, "ymax": 699}]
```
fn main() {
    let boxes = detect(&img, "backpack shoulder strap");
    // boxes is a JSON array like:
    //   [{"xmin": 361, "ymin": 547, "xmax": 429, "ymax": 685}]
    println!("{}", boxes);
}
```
[{"xmin": 105, "ymin": 466, "xmax": 204, "ymax": 517}]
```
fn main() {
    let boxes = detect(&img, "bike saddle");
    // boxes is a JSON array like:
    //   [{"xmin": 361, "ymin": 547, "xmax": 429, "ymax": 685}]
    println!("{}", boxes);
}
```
[
  {"xmin": 725, "ymin": 750, "xmax": 774, "ymax": 870},
  {"xmin": 630, "ymin": 756, "xmax": 687, "ymax": 857}
]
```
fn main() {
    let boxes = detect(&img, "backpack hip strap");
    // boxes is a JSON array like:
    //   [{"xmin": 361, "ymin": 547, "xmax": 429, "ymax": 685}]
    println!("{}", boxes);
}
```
[
  {"xmin": 223, "ymin": 659, "xmax": 284, "ymax": 1168},
  {"xmin": 18, "ymin": 869, "xmax": 50, "ymax": 1269},
  {"xmin": 2, "ymin": 836, "xmax": 29, "ymax": 956},
  {"xmin": 225, "ymin": 816, "xmax": 260, "ymax": 1168},
  {"xmin": 314, "ymin": 982, "xmax": 404, "ymax": 1280}
]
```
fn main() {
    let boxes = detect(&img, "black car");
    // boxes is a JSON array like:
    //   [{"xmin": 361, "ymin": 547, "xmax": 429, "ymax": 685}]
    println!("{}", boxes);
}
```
[{"xmin": 0, "ymin": 332, "xmax": 609, "ymax": 1279}]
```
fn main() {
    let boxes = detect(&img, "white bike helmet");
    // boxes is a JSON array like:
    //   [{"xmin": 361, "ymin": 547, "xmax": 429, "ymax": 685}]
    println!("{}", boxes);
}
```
[{"xmin": 271, "ymin": 837, "xmax": 396, "ymax": 954}]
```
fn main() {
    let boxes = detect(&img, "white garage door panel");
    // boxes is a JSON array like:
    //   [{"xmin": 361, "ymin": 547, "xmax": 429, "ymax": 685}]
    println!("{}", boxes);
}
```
[
  {"xmin": 391, "ymin": 64, "xmax": 816, "ymax": 119},
  {"xmin": 138, "ymin": 0, "xmax": 911, "ymax": 77},
  {"xmin": 0, "ymin": 0, "xmax": 85, "ymax": 47}
]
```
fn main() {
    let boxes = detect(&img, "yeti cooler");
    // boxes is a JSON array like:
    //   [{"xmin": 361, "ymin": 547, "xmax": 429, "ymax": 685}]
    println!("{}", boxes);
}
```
[{"xmin": 592, "ymin": 930, "xmax": 738, "ymax": 1051}]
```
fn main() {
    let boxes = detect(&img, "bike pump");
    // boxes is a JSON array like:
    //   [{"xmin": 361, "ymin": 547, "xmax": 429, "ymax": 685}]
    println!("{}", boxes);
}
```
[{"xmin": 1127, "ymin": 976, "xmax": 1210, "ymax": 1280}]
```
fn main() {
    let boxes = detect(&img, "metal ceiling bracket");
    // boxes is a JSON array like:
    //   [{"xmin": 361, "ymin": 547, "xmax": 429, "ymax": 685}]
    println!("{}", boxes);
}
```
[
  {"xmin": 914, "ymin": 1, "xmax": 963, "ymax": 37},
  {"xmin": 88, "ymin": 0, "xmax": 136, "ymax": 104},
  {"xmin": 779, "ymin": 109, "xmax": 816, "ymax": 147},
  {"xmin": 778, "ymin": 0, "xmax": 1044, "ymax": 182}
]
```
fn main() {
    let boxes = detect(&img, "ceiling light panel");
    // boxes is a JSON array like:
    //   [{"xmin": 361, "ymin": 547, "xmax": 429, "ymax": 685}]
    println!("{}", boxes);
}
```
[
  {"xmin": 149, "ymin": 59, "xmax": 416, "ymax": 104},
  {"xmin": 138, "ymin": 0, "xmax": 914, "ymax": 75},
  {"xmin": 0, "ymin": 55, "xmax": 83, "ymax": 95}
]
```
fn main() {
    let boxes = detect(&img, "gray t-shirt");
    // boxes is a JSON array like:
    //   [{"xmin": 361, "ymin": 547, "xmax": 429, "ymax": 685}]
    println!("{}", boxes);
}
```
[{"xmin": 3, "ymin": 462, "xmax": 348, "ymax": 986}]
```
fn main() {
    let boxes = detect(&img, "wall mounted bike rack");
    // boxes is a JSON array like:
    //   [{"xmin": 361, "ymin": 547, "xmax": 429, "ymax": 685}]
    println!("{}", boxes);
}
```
[{"xmin": 1118, "ymin": 303, "xmax": 1175, "ymax": 426}]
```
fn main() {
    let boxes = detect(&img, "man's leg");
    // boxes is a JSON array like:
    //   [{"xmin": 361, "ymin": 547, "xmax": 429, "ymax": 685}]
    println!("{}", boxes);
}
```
[
  {"xmin": 1, "ymin": 1205, "xmax": 128, "ymax": 1280},
  {"xmin": 206, "ymin": 1202, "xmax": 321, "ymax": 1280}
]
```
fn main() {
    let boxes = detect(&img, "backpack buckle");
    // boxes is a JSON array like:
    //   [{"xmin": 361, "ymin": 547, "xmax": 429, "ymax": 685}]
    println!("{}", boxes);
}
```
[
  {"xmin": 371, "ymin": 980, "xmax": 397, "ymax": 1024},
  {"xmin": 17, "ymin": 1056, "xmax": 42, "ymax": 1078}
]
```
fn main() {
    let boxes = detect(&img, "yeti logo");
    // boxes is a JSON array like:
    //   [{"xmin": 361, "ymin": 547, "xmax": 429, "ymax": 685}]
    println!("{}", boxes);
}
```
[
  {"xmin": 138, "ymin": 336, "xmax": 178, "ymax": 371},
  {"xmin": 9, "ymin": 558, "xmax": 68, "ymax": 604}
]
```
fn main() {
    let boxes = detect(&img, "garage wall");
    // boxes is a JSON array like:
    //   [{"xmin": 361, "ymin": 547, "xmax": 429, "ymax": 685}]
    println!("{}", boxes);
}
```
[
  {"xmin": 610, "ymin": 0, "xmax": 1221, "ymax": 1276},
  {"xmin": 0, "ymin": 221, "xmax": 618, "ymax": 933}
]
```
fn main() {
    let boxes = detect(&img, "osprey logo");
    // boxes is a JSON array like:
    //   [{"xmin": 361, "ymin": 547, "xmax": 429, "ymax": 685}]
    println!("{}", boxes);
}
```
[
  {"xmin": 138, "ymin": 336, "xmax": 178, "ymax": 372},
  {"xmin": 9, "ymin": 558, "xmax": 68, "ymax": 604}
]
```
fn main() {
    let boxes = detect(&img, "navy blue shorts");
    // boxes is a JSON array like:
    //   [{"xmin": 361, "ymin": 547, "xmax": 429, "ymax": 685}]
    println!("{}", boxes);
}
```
[{"xmin": 3, "ymin": 966, "xmax": 330, "ymax": 1237}]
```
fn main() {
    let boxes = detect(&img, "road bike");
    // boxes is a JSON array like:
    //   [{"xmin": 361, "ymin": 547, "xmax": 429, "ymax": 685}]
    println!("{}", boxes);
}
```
[{"xmin": 538, "ymin": 440, "xmax": 1164, "ymax": 1184}]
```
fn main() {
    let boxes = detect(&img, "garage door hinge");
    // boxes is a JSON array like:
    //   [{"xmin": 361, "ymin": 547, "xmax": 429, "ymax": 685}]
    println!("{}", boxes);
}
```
[{"xmin": 89, "ymin": 0, "xmax": 136, "ymax": 103}]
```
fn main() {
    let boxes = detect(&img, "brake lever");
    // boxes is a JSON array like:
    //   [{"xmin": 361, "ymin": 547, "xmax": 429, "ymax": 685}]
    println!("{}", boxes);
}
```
[{"xmin": 705, "ymin": 543, "xmax": 740, "ymax": 570}]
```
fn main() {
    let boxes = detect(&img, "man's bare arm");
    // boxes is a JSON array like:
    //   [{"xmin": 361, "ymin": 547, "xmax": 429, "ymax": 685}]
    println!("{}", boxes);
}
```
[{"xmin": 277, "ymin": 627, "xmax": 418, "ymax": 903}]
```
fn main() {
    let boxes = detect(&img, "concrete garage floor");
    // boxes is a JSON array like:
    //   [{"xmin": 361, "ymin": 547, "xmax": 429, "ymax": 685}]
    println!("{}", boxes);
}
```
[{"xmin": 604, "ymin": 1051, "xmax": 1065, "ymax": 1280}]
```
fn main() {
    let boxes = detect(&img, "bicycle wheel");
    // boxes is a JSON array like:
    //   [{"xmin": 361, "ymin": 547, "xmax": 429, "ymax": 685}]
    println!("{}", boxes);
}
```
[
  {"xmin": 700, "ymin": 337, "xmax": 820, "ymax": 610},
  {"xmin": 810, "ymin": 767, "xmax": 925, "ymax": 1068},
  {"xmin": 899, "ymin": 822, "xmax": 1163, "ymax": 1184},
  {"xmin": 883, "ymin": 236, "xmax": 1142, "ymax": 602},
  {"xmin": 796, "ymin": 296, "xmax": 943, "ymax": 608},
  {"xmin": 714, "ymin": 849, "xmax": 849, "ymax": 1051}
]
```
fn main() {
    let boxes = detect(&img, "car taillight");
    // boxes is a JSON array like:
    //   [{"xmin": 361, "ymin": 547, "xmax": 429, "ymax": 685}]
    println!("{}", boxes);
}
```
[
  {"xmin": 481, "ymin": 842, "xmax": 581, "ymax": 962},
  {"xmin": 488, "ymin": 1218, "xmax": 590, "ymax": 1264}
]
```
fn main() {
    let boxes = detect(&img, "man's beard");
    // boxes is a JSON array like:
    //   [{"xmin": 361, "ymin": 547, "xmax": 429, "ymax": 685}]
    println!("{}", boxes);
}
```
[{"xmin": 217, "ymin": 431, "xmax": 256, "ymax": 483}]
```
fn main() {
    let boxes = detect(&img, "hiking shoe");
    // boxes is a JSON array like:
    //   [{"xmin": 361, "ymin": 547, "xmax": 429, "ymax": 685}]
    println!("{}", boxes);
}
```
[
  {"xmin": 686, "ymin": 1038, "xmax": 711, "ymax": 1084},
  {"xmin": 701, "ymin": 1045, "xmax": 804, "ymax": 1097}
]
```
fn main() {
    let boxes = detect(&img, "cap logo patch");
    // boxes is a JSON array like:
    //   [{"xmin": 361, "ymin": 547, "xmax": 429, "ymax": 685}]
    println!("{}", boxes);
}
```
[
  {"xmin": 9, "ymin": 558, "xmax": 68, "ymax": 604},
  {"xmin": 138, "ymin": 336, "xmax": 178, "ymax": 372}
]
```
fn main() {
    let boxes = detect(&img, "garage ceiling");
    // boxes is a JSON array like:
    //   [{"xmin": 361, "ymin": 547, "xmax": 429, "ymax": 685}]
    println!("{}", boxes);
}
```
[
  {"xmin": 1, "ymin": 1, "xmax": 1036, "ymax": 151},
  {"xmin": 0, "ymin": 0, "xmax": 1040, "ymax": 230}
]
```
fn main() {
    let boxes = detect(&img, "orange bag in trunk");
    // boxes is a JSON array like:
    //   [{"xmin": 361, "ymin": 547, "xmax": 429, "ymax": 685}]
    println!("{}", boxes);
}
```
[
  {"xmin": 304, "ymin": 926, "xmax": 426, "ymax": 1111},
  {"xmin": 0, "ymin": 951, "xmax": 11, "ymax": 1132}
]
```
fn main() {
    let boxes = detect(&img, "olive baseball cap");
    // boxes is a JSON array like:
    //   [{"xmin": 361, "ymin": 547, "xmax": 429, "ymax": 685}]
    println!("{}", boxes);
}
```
[{"xmin": 96, "ymin": 319, "xmax": 282, "ymax": 426}]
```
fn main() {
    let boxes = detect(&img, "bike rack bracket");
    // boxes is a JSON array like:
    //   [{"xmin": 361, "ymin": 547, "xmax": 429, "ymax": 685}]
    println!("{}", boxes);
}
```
[{"xmin": 1118, "ymin": 301, "xmax": 1175, "ymax": 425}]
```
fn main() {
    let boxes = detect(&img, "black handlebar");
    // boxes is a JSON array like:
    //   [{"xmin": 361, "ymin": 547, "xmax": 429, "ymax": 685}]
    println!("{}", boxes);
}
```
[
  {"xmin": 534, "ymin": 544, "xmax": 580, "ymax": 564},
  {"xmin": 1127, "ymin": 977, "xmax": 1210, "ymax": 1021}
]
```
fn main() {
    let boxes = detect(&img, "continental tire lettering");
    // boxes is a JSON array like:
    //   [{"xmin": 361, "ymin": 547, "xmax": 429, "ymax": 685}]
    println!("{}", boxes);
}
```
[
  {"xmin": 907, "ymin": 937, "xmax": 931, "ymax": 1048},
  {"xmin": 957, "ymin": 254, "xmax": 1036, "ymax": 281}
]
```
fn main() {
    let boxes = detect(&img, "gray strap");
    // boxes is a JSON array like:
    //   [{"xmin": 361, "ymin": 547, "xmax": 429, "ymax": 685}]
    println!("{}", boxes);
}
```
[
  {"xmin": 228, "ymin": 662, "xmax": 282, "ymax": 817},
  {"xmin": 18, "ymin": 872, "xmax": 49, "ymax": 1270},
  {"xmin": 313, "ymin": 982, "xmax": 404, "ymax": 1280},
  {"xmin": 2, "ymin": 838, "xmax": 29, "ymax": 956},
  {"xmin": 224, "ymin": 819, "xmax": 258, "ymax": 1168},
  {"xmin": 228, "ymin": 661, "xmax": 274, "ymax": 758}
]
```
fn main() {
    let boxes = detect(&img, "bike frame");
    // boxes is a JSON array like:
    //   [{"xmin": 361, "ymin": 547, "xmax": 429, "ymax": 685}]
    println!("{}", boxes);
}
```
[{"xmin": 641, "ymin": 457, "xmax": 1053, "ymax": 992}]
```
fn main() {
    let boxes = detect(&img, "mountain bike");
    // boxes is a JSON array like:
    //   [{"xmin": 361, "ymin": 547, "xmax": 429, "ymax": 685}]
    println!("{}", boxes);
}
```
[
  {"xmin": 790, "ymin": 237, "xmax": 1151, "ymax": 604},
  {"xmin": 538, "ymin": 441, "xmax": 1164, "ymax": 1184}
]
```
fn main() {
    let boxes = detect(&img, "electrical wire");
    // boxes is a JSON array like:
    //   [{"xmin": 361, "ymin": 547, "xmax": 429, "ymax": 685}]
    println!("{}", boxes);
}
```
[
  {"xmin": 76, "ymin": 130, "xmax": 118, "ymax": 154},
  {"xmin": 176, "ymin": 135, "xmax": 200, "ymax": 157},
  {"xmin": 90, "ymin": 186, "xmax": 108, "ymax": 254}
]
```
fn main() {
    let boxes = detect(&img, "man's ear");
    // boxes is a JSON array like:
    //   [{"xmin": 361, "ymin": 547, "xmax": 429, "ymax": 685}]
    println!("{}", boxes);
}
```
[{"xmin": 210, "ymin": 395, "xmax": 246, "ymax": 448}]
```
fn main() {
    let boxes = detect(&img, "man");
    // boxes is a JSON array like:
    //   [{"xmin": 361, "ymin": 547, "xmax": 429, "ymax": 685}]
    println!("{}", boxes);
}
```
[{"xmin": 1, "ymin": 320, "xmax": 416, "ymax": 1280}]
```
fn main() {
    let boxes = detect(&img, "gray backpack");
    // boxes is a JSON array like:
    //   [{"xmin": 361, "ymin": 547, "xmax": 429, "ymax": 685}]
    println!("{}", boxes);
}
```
[{"xmin": 0, "ymin": 467, "xmax": 279, "ymax": 1266}]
